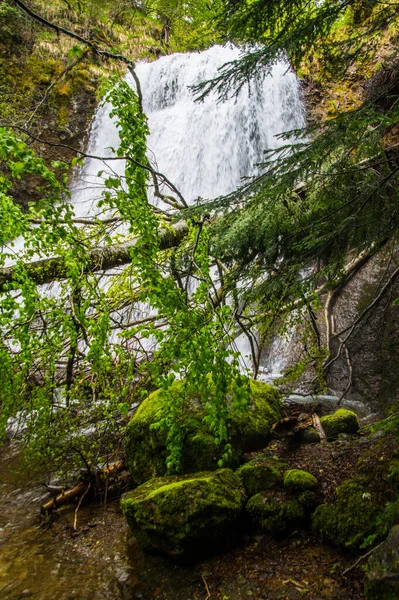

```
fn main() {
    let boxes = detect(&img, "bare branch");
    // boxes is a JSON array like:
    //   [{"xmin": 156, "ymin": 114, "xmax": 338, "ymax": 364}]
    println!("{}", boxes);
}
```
[{"xmin": 12, "ymin": 0, "xmax": 136, "ymax": 68}]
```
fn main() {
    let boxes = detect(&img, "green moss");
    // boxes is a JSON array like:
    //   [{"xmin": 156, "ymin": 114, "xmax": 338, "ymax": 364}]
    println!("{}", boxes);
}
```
[
  {"xmin": 284, "ymin": 469, "xmax": 319, "ymax": 493},
  {"xmin": 246, "ymin": 491, "xmax": 305, "ymax": 536},
  {"xmin": 312, "ymin": 479, "xmax": 379, "ymax": 549},
  {"xmin": 387, "ymin": 460, "xmax": 399, "ymax": 489},
  {"xmin": 121, "ymin": 468, "xmax": 246, "ymax": 560},
  {"xmin": 365, "ymin": 525, "xmax": 399, "ymax": 600},
  {"xmin": 125, "ymin": 379, "xmax": 282, "ymax": 485},
  {"xmin": 235, "ymin": 380, "xmax": 282, "ymax": 450},
  {"xmin": 320, "ymin": 409, "xmax": 360, "ymax": 439},
  {"xmin": 299, "ymin": 426, "xmax": 321, "ymax": 444},
  {"xmin": 236, "ymin": 457, "xmax": 283, "ymax": 497},
  {"xmin": 297, "ymin": 491, "xmax": 320, "ymax": 510}
]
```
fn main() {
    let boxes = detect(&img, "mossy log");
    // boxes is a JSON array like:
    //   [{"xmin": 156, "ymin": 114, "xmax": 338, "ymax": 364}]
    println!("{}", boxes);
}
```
[{"xmin": 0, "ymin": 224, "xmax": 188, "ymax": 292}]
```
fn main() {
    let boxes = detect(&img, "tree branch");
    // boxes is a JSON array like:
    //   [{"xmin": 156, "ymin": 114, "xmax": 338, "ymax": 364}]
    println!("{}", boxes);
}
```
[
  {"xmin": 12, "ymin": 0, "xmax": 136, "ymax": 69},
  {"xmin": 0, "ymin": 223, "xmax": 188, "ymax": 292}
]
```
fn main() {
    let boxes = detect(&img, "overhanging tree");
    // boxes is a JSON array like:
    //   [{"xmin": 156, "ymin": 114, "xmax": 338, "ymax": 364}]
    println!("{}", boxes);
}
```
[{"xmin": 1, "ymin": 0, "xmax": 399, "ymax": 474}]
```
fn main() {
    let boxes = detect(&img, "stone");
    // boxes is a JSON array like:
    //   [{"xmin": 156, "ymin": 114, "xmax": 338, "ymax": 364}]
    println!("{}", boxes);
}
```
[
  {"xmin": 246, "ymin": 491, "xmax": 304, "ymax": 536},
  {"xmin": 312, "ymin": 479, "xmax": 379, "ymax": 549},
  {"xmin": 365, "ymin": 525, "xmax": 399, "ymax": 600},
  {"xmin": 298, "ymin": 426, "xmax": 321, "ymax": 444},
  {"xmin": 320, "ymin": 409, "xmax": 360, "ymax": 440},
  {"xmin": 125, "ymin": 379, "xmax": 282, "ymax": 485},
  {"xmin": 121, "ymin": 469, "xmax": 246, "ymax": 561},
  {"xmin": 237, "ymin": 457, "xmax": 284, "ymax": 497},
  {"xmin": 283, "ymin": 469, "xmax": 319, "ymax": 493}
]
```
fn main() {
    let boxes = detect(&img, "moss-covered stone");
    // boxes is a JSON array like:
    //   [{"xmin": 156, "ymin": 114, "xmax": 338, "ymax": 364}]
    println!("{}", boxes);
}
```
[
  {"xmin": 236, "ymin": 457, "xmax": 284, "ymax": 497},
  {"xmin": 120, "ymin": 469, "xmax": 246, "ymax": 561},
  {"xmin": 365, "ymin": 525, "xmax": 399, "ymax": 600},
  {"xmin": 125, "ymin": 379, "xmax": 282, "ymax": 484},
  {"xmin": 320, "ymin": 409, "xmax": 360, "ymax": 440},
  {"xmin": 284, "ymin": 469, "xmax": 319, "ymax": 493},
  {"xmin": 297, "ymin": 491, "xmax": 320, "ymax": 510},
  {"xmin": 299, "ymin": 427, "xmax": 321, "ymax": 444},
  {"xmin": 312, "ymin": 479, "xmax": 379, "ymax": 549},
  {"xmin": 246, "ymin": 491, "xmax": 305, "ymax": 536}
]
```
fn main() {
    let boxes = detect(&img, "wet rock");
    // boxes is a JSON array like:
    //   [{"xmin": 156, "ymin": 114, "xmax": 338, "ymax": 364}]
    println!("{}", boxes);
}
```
[
  {"xmin": 121, "ymin": 469, "xmax": 246, "ymax": 561},
  {"xmin": 320, "ymin": 409, "xmax": 359, "ymax": 440},
  {"xmin": 125, "ymin": 379, "xmax": 282, "ymax": 485}
]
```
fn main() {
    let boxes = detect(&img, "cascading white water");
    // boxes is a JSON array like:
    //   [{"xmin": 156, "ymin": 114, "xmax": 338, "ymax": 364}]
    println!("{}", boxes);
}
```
[
  {"xmin": 70, "ymin": 44, "xmax": 306, "ymax": 376},
  {"xmin": 72, "ymin": 45, "xmax": 305, "ymax": 211}
]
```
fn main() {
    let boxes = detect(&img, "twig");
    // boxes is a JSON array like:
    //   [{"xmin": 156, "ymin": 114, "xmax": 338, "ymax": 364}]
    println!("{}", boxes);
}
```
[
  {"xmin": 201, "ymin": 574, "xmax": 211, "ymax": 600},
  {"xmin": 13, "ymin": 0, "xmax": 136, "ymax": 68},
  {"xmin": 337, "ymin": 344, "xmax": 353, "ymax": 404},
  {"xmin": 0, "ymin": 124, "xmax": 188, "ymax": 209},
  {"xmin": 342, "ymin": 541, "xmax": 384, "ymax": 577},
  {"xmin": 73, "ymin": 482, "xmax": 91, "ymax": 530}
]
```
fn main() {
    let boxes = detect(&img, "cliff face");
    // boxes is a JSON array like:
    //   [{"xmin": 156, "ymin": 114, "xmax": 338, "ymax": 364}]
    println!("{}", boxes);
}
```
[
  {"xmin": 279, "ymin": 247, "xmax": 399, "ymax": 411},
  {"xmin": 0, "ymin": 0, "xmax": 167, "ymax": 208},
  {"xmin": 325, "ymin": 248, "xmax": 399, "ymax": 409},
  {"xmin": 275, "ymin": 15, "xmax": 399, "ymax": 413}
]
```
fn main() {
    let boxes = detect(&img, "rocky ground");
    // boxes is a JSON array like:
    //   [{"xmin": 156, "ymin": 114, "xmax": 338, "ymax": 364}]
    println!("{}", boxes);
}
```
[{"xmin": 4, "ymin": 413, "xmax": 397, "ymax": 600}]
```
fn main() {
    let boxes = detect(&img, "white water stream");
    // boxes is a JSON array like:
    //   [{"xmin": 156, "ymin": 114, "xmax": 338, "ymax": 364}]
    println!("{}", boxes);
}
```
[
  {"xmin": 69, "ymin": 45, "xmax": 305, "ymax": 376},
  {"xmin": 72, "ymin": 45, "xmax": 304, "ymax": 213}
]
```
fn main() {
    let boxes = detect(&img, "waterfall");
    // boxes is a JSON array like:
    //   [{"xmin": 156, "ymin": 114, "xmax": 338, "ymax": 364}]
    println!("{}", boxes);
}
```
[
  {"xmin": 72, "ymin": 45, "xmax": 305, "ymax": 212},
  {"xmin": 70, "ymin": 45, "xmax": 306, "ymax": 376}
]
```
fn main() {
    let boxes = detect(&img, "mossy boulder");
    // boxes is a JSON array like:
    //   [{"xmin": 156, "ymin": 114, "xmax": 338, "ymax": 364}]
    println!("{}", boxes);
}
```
[
  {"xmin": 120, "ymin": 469, "xmax": 246, "ymax": 561},
  {"xmin": 312, "ymin": 479, "xmax": 379, "ymax": 549},
  {"xmin": 237, "ymin": 457, "xmax": 284, "ymax": 497},
  {"xmin": 125, "ymin": 379, "xmax": 282, "ymax": 485},
  {"xmin": 320, "ymin": 409, "xmax": 360, "ymax": 440},
  {"xmin": 365, "ymin": 525, "xmax": 399, "ymax": 600},
  {"xmin": 246, "ymin": 491, "xmax": 305, "ymax": 536},
  {"xmin": 284, "ymin": 469, "xmax": 319, "ymax": 493},
  {"xmin": 299, "ymin": 427, "xmax": 321, "ymax": 444}
]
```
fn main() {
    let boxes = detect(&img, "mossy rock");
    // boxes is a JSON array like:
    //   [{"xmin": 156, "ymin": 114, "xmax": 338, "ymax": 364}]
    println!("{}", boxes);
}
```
[
  {"xmin": 312, "ymin": 479, "xmax": 379, "ymax": 549},
  {"xmin": 237, "ymin": 457, "xmax": 284, "ymax": 497},
  {"xmin": 125, "ymin": 379, "xmax": 282, "ymax": 485},
  {"xmin": 365, "ymin": 525, "xmax": 399, "ymax": 600},
  {"xmin": 299, "ymin": 427, "xmax": 321, "ymax": 444},
  {"xmin": 246, "ymin": 491, "xmax": 305, "ymax": 536},
  {"xmin": 121, "ymin": 469, "xmax": 246, "ymax": 561},
  {"xmin": 284, "ymin": 469, "xmax": 319, "ymax": 493},
  {"xmin": 387, "ymin": 459, "xmax": 399, "ymax": 489},
  {"xmin": 297, "ymin": 490, "xmax": 320, "ymax": 511},
  {"xmin": 320, "ymin": 409, "xmax": 360, "ymax": 440}
]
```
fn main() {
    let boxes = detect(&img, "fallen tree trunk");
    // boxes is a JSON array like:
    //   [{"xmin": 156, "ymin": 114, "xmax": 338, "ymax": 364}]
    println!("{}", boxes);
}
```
[
  {"xmin": 0, "ymin": 223, "xmax": 188, "ymax": 293},
  {"xmin": 41, "ymin": 481, "xmax": 87, "ymax": 514},
  {"xmin": 41, "ymin": 460, "xmax": 126, "ymax": 514}
]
